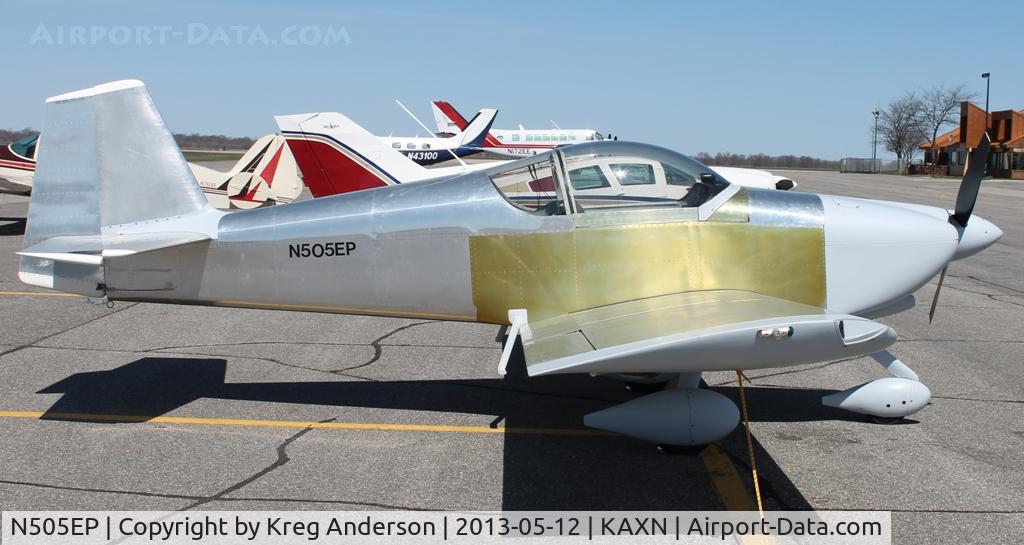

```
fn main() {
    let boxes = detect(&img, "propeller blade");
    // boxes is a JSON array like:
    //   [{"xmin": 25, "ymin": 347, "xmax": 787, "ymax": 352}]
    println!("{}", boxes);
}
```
[
  {"xmin": 928, "ymin": 265, "xmax": 948, "ymax": 323},
  {"xmin": 950, "ymin": 132, "xmax": 991, "ymax": 228}
]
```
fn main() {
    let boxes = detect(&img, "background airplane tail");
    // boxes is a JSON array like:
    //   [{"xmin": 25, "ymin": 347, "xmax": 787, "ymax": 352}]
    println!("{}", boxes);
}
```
[
  {"xmin": 19, "ymin": 80, "xmax": 215, "ymax": 294},
  {"xmin": 433, "ymin": 100, "xmax": 502, "ymax": 148},
  {"xmin": 456, "ymin": 109, "xmax": 498, "ymax": 148},
  {"xmin": 190, "ymin": 134, "xmax": 302, "ymax": 208},
  {"xmin": 275, "ymin": 112, "xmax": 432, "ymax": 198},
  {"xmin": 432, "ymin": 100, "xmax": 467, "ymax": 133}
]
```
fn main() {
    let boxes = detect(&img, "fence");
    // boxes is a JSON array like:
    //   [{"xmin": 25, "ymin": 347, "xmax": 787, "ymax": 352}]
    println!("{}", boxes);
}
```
[{"xmin": 840, "ymin": 158, "xmax": 900, "ymax": 173}]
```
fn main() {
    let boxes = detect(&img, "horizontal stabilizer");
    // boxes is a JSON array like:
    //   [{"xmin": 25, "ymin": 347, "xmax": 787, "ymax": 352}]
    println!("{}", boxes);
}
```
[{"xmin": 18, "ymin": 232, "xmax": 211, "ymax": 265}]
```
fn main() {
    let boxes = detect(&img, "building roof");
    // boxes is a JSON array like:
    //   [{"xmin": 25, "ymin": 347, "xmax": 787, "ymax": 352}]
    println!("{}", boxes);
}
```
[
  {"xmin": 1006, "ymin": 134, "xmax": 1024, "ymax": 149},
  {"xmin": 921, "ymin": 127, "xmax": 960, "ymax": 149}
]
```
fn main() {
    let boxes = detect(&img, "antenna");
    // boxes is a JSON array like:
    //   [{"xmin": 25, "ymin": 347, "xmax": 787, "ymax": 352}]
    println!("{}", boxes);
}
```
[
  {"xmin": 550, "ymin": 120, "xmax": 562, "ymax": 130},
  {"xmin": 395, "ymin": 99, "xmax": 469, "ymax": 170}
]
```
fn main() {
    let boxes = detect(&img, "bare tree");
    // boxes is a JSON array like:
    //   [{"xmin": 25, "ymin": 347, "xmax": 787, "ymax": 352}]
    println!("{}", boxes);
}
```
[
  {"xmin": 878, "ymin": 92, "xmax": 926, "ymax": 172},
  {"xmin": 919, "ymin": 84, "xmax": 975, "ymax": 164}
]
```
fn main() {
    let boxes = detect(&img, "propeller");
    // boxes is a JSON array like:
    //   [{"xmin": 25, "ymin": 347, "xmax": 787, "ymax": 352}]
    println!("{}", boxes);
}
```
[{"xmin": 928, "ymin": 132, "xmax": 991, "ymax": 323}]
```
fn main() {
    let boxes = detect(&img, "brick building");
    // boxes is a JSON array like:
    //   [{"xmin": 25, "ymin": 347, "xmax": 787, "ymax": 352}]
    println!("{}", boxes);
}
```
[{"xmin": 919, "ymin": 102, "xmax": 1024, "ymax": 178}]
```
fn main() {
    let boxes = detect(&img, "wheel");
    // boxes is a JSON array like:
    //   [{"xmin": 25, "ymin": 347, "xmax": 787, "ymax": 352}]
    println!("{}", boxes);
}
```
[
  {"xmin": 868, "ymin": 415, "xmax": 904, "ymax": 425},
  {"xmin": 657, "ymin": 444, "xmax": 708, "ymax": 456}
]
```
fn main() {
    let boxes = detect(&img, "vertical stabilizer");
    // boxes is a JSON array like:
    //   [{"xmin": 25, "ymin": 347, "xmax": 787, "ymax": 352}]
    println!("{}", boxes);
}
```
[{"xmin": 20, "ymin": 80, "xmax": 217, "ymax": 292}]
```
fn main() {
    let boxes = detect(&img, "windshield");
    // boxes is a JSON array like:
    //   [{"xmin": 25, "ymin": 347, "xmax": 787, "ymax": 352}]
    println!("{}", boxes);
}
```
[
  {"xmin": 10, "ymin": 134, "xmax": 39, "ymax": 159},
  {"xmin": 487, "ymin": 154, "xmax": 564, "ymax": 214},
  {"xmin": 561, "ymin": 141, "xmax": 729, "ymax": 208},
  {"xmin": 487, "ymin": 141, "xmax": 730, "ymax": 214}
]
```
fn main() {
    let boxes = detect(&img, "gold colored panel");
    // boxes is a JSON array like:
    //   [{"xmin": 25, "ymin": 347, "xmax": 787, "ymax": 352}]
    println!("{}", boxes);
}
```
[
  {"xmin": 469, "ymin": 221, "xmax": 824, "ymax": 324},
  {"xmin": 708, "ymin": 188, "xmax": 750, "ymax": 223}
]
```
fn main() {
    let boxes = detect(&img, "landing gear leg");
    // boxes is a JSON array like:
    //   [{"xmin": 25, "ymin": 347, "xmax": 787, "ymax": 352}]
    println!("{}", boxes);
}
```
[{"xmin": 607, "ymin": 371, "xmax": 706, "ymax": 393}]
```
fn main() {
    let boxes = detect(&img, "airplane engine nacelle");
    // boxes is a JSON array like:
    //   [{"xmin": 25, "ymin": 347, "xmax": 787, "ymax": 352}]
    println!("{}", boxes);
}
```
[
  {"xmin": 584, "ymin": 388, "xmax": 739, "ymax": 446},
  {"xmin": 821, "ymin": 377, "xmax": 930, "ymax": 418}
]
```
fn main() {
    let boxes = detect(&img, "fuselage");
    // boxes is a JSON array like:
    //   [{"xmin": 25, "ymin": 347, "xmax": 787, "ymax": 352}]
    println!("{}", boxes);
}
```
[
  {"xmin": 99, "ymin": 144, "xmax": 992, "ymax": 327},
  {"xmin": 380, "ymin": 135, "xmax": 483, "ymax": 166}
]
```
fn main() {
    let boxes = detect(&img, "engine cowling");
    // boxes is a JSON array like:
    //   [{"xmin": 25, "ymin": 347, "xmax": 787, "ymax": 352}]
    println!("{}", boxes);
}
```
[{"xmin": 584, "ymin": 388, "xmax": 739, "ymax": 446}]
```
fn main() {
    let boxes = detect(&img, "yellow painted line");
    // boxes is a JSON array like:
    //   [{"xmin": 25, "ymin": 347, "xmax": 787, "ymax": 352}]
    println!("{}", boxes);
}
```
[
  {"xmin": 0, "ymin": 410, "xmax": 611, "ymax": 437},
  {"xmin": 0, "ymin": 290, "xmax": 77, "ymax": 297},
  {"xmin": 702, "ymin": 442, "xmax": 759, "ymax": 510},
  {"xmin": 702, "ymin": 443, "xmax": 776, "ymax": 545}
]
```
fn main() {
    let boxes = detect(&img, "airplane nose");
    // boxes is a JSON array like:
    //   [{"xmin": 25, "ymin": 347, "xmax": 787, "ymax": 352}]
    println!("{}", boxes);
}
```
[
  {"xmin": 953, "ymin": 215, "xmax": 1003, "ymax": 260},
  {"xmin": 822, "ymin": 196, "xmax": 959, "ymax": 314}
]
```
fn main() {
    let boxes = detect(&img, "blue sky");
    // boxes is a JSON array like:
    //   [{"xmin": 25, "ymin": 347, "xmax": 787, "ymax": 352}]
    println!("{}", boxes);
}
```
[{"xmin": 1, "ymin": 0, "xmax": 1020, "ymax": 159}]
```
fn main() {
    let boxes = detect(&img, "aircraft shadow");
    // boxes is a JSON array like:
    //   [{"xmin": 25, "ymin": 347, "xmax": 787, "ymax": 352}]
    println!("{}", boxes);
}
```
[{"xmin": 38, "ymin": 355, "xmax": 822, "ymax": 510}]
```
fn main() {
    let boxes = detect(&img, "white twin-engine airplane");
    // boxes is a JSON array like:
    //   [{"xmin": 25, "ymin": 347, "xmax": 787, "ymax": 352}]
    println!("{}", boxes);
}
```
[
  {"xmin": 432, "ymin": 99, "xmax": 606, "ymax": 153},
  {"xmin": 379, "ymin": 108, "xmax": 499, "ymax": 166},
  {"xmin": 432, "ymin": 100, "xmax": 797, "ymax": 191},
  {"xmin": 20, "ymin": 80, "xmax": 1004, "ymax": 452},
  {"xmin": 0, "ymin": 132, "xmax": 302, "ymax": 209}
]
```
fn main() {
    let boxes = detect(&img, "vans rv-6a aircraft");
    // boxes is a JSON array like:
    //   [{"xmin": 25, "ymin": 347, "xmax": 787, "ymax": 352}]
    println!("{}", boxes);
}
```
[
  {"xmin": 0, "ymin": 132, "xmax": 302, "ymax": 209},
  {"xmin": 432, "ymin": 99, "xmax": 798, "ymax": 191},
  {"xmin": 19, "ymin": 80, "xmax": 1003, "ymax": 450}
]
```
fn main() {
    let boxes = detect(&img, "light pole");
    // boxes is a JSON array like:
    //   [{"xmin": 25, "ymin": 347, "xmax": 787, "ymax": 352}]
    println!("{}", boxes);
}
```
[
  {"xmin": 981, "ymin": 73, "xmax": 990, "ymax": 121},
  {"xmin": 872, "ymin": 110, "xmax": 880, "ymax": 173},
  {"xmin": 982, "ymin": 72, "xmax": 990, "ymax": 174}
]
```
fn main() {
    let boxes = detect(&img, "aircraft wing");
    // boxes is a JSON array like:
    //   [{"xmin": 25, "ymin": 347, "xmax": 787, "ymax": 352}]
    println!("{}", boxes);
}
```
[{"xmin": 522, "ymin": 290, "xmax": 895, "ymax": 376}]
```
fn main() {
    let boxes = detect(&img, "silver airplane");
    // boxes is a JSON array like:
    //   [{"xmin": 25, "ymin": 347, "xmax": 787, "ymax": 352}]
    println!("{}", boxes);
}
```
[{"xmin": 18, "ymin": 80, "xmax": 1003, "ymax": 450}]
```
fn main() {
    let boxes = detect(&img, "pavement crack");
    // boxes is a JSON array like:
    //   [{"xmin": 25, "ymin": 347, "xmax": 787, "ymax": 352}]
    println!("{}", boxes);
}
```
[
  {"xmin": 0, "ymin": 302, "xmax": 138, "ymax": 359},
  {"xmin": 708, "ymin": 357, "xmax": 861, "ymax": 386},
  {"xmin": 332, "ymin": 321, "xmax": 435, "ymax": 373},
  {"xmin": 0, "ymin": 479, "xmax": 205, "ymax": 501},
  {"xmin": 930, "ymin": 395, "xmax": 1023, "ymax": 405},
  {"xmin": 151, "ymin": 348, "xmax": 376, "ymax": 380},
  {"xmin": 205, "ymin": 496, "xmax": 425, "ymax": 510},
  {"xmin": 959, "ymin": 275, "xmax": 1024, "ymax": 295},
  {"xmin": 180, "ymin": 417, "xmax": 336, "ymax": 511},
  {"xmin": 942, "ymin": 284, "xmax": 1024, "ymax": 308},
  {"xmin": 0, "ymin": 479, "xmax": 425, "ymax": 511}
]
